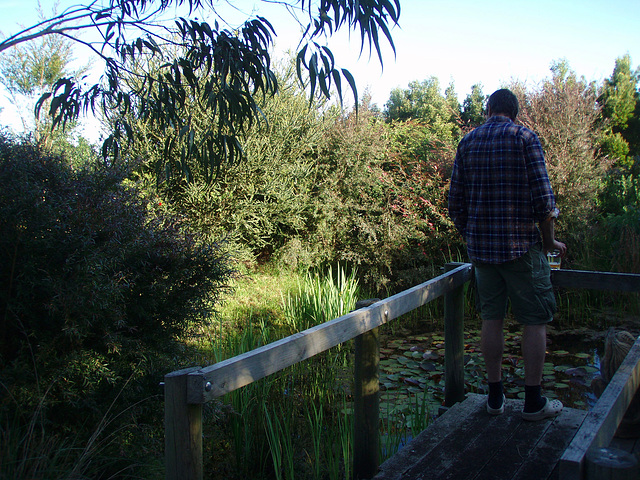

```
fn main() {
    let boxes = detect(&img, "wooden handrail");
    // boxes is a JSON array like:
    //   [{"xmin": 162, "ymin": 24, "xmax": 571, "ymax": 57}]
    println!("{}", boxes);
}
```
[
  {"xmin": 165, "ymin": 266, "xmax": 640, "ymax": 480},
  {"xmin": 165, "ymin": 262, "xmax": 473, "ymax": 480},
  {"xmin": 559, "ymin": 335, "xmax": 640, "ymax": 480},
  {"xmin": 552, "ymin": 269, "xmax": 640, "ymax": 292},
  {"xmin": 186, "ymin": 263, "xmax": 473, "ymax": 404}
]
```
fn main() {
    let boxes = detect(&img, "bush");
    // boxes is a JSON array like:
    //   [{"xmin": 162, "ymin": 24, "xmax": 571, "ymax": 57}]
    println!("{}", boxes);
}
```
[
  {"xmin": 511, "ymin": 64, "xmax": 610, "ymax": 260},
  {"xmin": 0, "ymin": 134, "xmax": 235, "ymax": 476},
  {"xmin": 300, "ymin": 103, "xmax": 464, "ymax": 293}
]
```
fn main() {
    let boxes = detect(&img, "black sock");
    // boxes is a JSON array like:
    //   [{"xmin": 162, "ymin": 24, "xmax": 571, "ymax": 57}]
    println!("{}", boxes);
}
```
[
  {"xmin": 523, "ymin": 385, "xmax": 545, "ymax": 413},
  {"xmin": 488, "ymin": 381, "xmax": 503, "ymax": 409}
]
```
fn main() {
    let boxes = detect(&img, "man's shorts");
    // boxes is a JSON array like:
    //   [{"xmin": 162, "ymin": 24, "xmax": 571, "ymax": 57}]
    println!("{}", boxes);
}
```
[{"xmin": 474, "ymin": 243, "xmax": 557, "ymax": 325}]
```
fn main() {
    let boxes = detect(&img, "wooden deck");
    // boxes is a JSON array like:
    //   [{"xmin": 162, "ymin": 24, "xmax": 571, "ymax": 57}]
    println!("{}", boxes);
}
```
[
  {"xmin": 374, "ymin": 394, "xmax": 591, "ymax": 480},
  {"xmin": 164, "ymin": 267, "xmax": 640, "ymax": 480}
]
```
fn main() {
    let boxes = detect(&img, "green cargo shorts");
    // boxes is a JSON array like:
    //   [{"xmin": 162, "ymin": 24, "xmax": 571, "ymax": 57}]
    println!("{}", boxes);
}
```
[{"xmin": 474, "ymin": 243, "xmax": 557, "ymax": 325}]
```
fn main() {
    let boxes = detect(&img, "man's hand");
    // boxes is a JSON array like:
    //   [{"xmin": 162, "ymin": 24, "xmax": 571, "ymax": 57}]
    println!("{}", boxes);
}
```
[
  {"xmin": 550, "ymin": 240, "xmax": 567, "ymax": 257},
  {"xmin": 539, "ymin": 216, "xmax": 567, "ymax": 256}
]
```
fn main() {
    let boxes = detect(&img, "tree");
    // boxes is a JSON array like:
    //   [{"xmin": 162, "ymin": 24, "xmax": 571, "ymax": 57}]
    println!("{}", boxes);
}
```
[
  {"xmin": 0, "ymin": 2, "xmax": 92, "ymax": 150},
  {"xmin": 598, "ymin": 54, "xmax": 640, "ymax": 163},
  {"xmin": 0, "ymin": 0, "xmax": 400, "ymax": 181},
  {"xmin": 600, "ymin": 55, "xmax": 639, "ymax": 131},
  {"xmin": 513, "ymin": 60, "xmax": 609, "ymax": 259},
  {"xmin": 384, "ymin": 77, "xmax": 462, "ymax": 165},
  {"xmin": 461, "ymin": 83, "xmax": 486, "ymax": 128}
]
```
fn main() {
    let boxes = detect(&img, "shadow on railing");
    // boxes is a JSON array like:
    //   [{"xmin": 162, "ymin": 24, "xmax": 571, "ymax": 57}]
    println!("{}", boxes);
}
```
[{"xmin": 164, "ymin": 264, "xmax": 640, "ymax": 480}]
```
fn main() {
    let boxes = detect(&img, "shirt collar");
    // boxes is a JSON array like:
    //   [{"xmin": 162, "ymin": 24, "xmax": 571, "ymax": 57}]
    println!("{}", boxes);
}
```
[{"xmin": 487, "ymin": 115, "xmax": 513, "ymax": 124}]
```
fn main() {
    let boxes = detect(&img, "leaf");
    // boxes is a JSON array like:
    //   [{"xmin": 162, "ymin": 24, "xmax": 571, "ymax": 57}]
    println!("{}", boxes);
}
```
[
  {"xmin": 308, "ymin": 52, "xmax": 318, "ymax": 101},
  {"xmin": 565, "ymin": 367, "xmax": 588, "ymax": 377},
  {"xmin": 340, "ymin": 68, "xmax": 358, "ymax": 110},
  {"xmin": 554, "ymin": 365, "xmax": 572, "ymax": 372},
  {"xmin": 420, "ymin": 362, "xmax": 437, "ymax": 372}
]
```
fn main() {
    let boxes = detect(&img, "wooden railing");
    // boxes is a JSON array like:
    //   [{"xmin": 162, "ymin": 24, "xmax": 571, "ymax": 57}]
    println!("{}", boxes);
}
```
[
  {"xmin": 164, "ymin": 262, "xmax": 473, "ymax": 480},
  {"xmin": 164, "ymin": 265, "xmax": 640, "ymax": 480},
  {"xmin": 551, "ymin": 269, "xmax": 640, "ymax": 480}
]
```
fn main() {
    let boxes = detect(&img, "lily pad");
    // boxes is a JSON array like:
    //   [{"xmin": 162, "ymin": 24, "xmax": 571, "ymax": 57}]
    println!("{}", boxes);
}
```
[
  {"xmin": 423, "ymin": 351, "xmax": 439, "ymax": 361},
  {"xmin": 565, "ymin": 367, "xmax": 588, "ymax": 377},
  {"xmin": 420, "ymin": 362, "xmax": 438, "ymax": 372},
  {"xmin": 554, "ymin": 365, "xmax": 572, "ymax": 372}
]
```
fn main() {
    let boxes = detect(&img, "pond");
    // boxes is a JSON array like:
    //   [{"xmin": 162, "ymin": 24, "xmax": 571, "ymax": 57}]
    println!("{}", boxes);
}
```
[{"xmin": 376, "ymin": 323, "xmax": 611, "ymax": 428}]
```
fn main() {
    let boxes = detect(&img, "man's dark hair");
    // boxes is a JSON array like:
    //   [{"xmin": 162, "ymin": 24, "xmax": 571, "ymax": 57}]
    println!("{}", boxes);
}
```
[{"xmin": 488, "ymin": 89, "xmax": 519, "ymax": 120}]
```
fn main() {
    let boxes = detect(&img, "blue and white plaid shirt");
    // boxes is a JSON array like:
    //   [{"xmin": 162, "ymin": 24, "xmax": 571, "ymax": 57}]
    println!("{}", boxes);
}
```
[{"xmin": 448, "ymin": 116, "xmax": 558, "ymax": 264}]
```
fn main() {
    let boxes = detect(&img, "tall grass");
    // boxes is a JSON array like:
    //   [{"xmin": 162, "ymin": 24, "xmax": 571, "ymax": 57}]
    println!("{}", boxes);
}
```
[
  {"xmin": 0, "ymin": 375, "xmax": 157, "ymax": 480},
  {"xmin": 204, "ymin": 265, "xmax": 360, "ymax": 479},
  {"xmin": 203, "ymin": 263, "xmax": 474, "ymax": 478},
  {"xmin": 282, "ymin": 265, "xmax": 360, "ymax": 331}
]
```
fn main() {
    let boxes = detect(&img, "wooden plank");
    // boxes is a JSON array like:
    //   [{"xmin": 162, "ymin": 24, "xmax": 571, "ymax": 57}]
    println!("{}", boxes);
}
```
[
  {"xmin": 551, "ymin": 270, "xmax": 640, "ymax": 292},
  {"xmin": 559, "ymin": 335, "xmax": 640, "ymax": 480},
  {"xmin": 436, "ymin": 402, "xmax": 540, "ymax": 480},
  {"xmin": 511, "ymin": 409, "xmax": 588, "ymax": 480},
  {"xmin": 353, "ymin": 328, "xmax": 380, "ymax": 479},
  {"xmin": 184, "ymin": 264, "xmax": 473, "ymax": 403},
  {"xmin": 164, "ymin": 367, "xmax": 203, "ymax": 480},
  {"xmin": 395, "ymin": 396, "xmax": 525, "ymax": 480},
  {"xmin": 376, "ymin": 396, "xmax": 588, "ymax": 480},
  {"xmin": 444, "ymin": 263, "xmax": 466, "ymax": 407},
  {"xmin": 374, "ymin": 394, "xmax": 486, "ymax": 480},
  {"xmin": 471, "ymin": 399, "xmax": 570, "ymax": 480}
]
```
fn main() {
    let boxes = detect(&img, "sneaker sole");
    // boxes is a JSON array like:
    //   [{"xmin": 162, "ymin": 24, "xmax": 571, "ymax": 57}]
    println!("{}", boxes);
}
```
[
  {"xmin": 487, "ymin": 394, "xmax": 505, "ymax": 415},
  {"xmin": 522, "ymin": 398, "xmax": 563, "ymax": 421}
]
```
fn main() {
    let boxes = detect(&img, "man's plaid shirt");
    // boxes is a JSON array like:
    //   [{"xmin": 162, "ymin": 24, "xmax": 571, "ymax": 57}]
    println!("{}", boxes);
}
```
[{"xmin": 448, "ymin": 116, "xmax": 558, "ymax": 264}]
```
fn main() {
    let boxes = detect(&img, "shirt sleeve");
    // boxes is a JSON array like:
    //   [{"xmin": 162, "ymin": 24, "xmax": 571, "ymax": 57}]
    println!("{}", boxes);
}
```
[
  {"xmin": 448, "ymin": 143, "xmax": 468, "ymax": 237},
  {"xmin": 523, "ymin": 131, "xmax": 558, "ymax": 222}
]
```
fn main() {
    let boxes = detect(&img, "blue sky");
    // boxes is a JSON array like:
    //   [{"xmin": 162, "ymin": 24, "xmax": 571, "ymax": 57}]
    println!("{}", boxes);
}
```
[{"xmin": 1, "ymin": 0, "xmax": 639, "ymax": 137}]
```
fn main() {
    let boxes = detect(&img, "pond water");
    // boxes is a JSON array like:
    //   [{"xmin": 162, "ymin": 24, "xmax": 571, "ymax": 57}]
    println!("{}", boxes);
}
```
[{"xmin": 376, "ymin": 326, "xmax": 607, "ymax": 427}]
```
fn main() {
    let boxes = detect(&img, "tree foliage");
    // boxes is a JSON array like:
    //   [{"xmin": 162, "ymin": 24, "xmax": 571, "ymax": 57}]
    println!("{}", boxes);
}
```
[
  {"xmin": 0, "ymin": 0, "xmax": 400, "ymax": 181},
  {"xmin": 461, "ymin": 83, "xmax": 486, "ymax": 128},
  {"xmin": 157, "ymin": 58, "xmax": 337, "ymax": 265},
  {"xmin": 598, "ymin": 54, "xmax": 640, "ymax": 164},
  {"xmin": 384, "ymin": 77, "xmax": 463, "ymax": 165},
  {"xmin": 0, "ymin": 134, "xmax": 234, "ymax": 472},
  {"xmin": 0, "ymin": 2, "xmax": 92, "ymax": 149},
  {"xmin": 511, "ymin": 61, "xmax": 610, "ymax": 261}
]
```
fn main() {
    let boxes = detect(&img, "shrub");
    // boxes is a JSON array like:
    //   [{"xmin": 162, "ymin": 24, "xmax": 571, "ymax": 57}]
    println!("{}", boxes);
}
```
[
  {"xmin": 0, "ymin": 134, "xmax": 235, "ymax": 475},
  {"xmin": 302, "ymin": 102, "xmax": 464, "ymax": 293},
  {"xmin": 511, "ymin": 64, "xmax": 610, "ymax": 259}
]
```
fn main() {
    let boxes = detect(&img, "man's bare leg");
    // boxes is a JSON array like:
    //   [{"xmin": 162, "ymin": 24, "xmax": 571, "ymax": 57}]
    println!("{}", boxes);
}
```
[
  {"xmin": 482, "ymin": 318, "xmax": 504, "ymax": 383},
  {"xmin": 522, "ymin": 324, "xmax": 546, "ymax": 386},
  {"xmin": 522, "ymin": 323, "xmax": 547, "ymax": 413}
]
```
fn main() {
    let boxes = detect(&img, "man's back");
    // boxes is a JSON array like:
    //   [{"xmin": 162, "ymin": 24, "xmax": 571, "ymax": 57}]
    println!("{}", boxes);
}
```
[{"xmin": 448, "ymin": 115, "xmax": 556, "ymax": 264}]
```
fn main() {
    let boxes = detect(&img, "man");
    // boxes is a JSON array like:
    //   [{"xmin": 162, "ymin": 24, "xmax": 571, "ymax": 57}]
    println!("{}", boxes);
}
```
[{"xmin": 448, "ymin": 89, "xmax": 566, "ymax": 421}]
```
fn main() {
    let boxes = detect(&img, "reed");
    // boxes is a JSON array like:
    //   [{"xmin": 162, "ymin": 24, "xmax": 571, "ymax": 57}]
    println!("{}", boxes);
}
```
[
  {"xmin": 203, "ymin": 265, "xmax": 364, "ymax": 478},
  {"xmin": 282, "ymin": 264, "xmax": 360, "ymax": 332},
  {"xmin": 305, "ymin": 402, "xmax": 323, "ymax": 480}
]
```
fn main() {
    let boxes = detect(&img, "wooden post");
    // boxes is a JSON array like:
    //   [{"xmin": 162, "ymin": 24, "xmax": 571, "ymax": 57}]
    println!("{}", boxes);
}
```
[
  {"xmin": 165, "ymin": 367, "xmax": 203, "ymax": 480},
  {"xmin": 353, "ymin": 299, "xmax": 381, "ymax": 480},
  {"xmin": 444, "ymin": 263, "xmax": 466, "ymax": 407},
  {"xmin": 585, "ymin": 447, "xmax": 639, "ymax": 480}
]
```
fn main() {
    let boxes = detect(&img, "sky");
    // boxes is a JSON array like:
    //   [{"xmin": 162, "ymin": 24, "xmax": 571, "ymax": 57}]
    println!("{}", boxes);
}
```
[{"xmin": 0, "ymin": 0, "xmax": 639, "ymax": 140}]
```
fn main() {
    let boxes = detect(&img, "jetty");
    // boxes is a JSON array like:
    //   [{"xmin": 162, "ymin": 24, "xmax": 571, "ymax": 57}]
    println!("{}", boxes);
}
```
[{"xmin": 164, "ymin": 264, "xmax": 640, "ymax": 480}]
